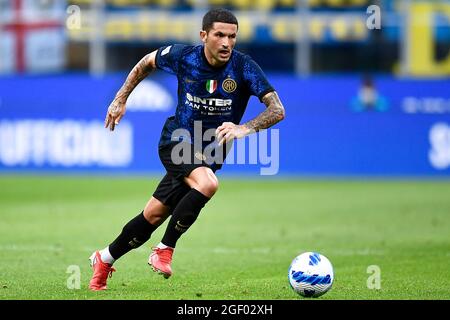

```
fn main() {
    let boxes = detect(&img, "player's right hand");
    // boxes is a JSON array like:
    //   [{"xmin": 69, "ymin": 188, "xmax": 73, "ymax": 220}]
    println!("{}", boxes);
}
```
[{"xmin": 105, "ymin": 99, "xmax": 126, "ymax": 131}]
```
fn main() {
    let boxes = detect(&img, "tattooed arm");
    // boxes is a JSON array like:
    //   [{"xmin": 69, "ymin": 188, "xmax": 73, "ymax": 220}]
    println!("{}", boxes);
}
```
[
  {"xmin": 216, "ymin": 91, "xmax": 285, "ymax": 145},
  {"xmin": 243, "ymin": 91, "xmax": 285, "ymax": 132},
  {"xmin": 105, "ymin": 50, "xmax": 157, "ymax": 131}
]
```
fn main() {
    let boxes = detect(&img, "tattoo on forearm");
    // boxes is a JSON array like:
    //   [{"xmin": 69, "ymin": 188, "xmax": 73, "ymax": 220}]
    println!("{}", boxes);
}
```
[
  {"xmin": 115, "ymin": 54, "xmax": 154, "ymax": 101},
  {"xmin": 244, "ymin": 91, "xmax": 285, "ymax": 132}
]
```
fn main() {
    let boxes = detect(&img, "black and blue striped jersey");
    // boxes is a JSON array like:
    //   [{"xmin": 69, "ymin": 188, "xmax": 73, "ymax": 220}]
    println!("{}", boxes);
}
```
[{"xmin": 155, "ymin": 44, "xmax": 274, "ymax": 149}]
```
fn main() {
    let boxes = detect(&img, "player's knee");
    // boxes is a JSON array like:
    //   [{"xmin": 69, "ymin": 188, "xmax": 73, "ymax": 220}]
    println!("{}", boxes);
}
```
[
  {"xmin": 197, "ymin": 175, "xmax": 219, "ymax": 197},
  {"xmin": 143, "ymin": 197, "xmax": 170, "ymax": 226},
  {"xmin": 143, "ymin": 210, "xmax": 165, "ymax": 226},
  {"xmin": 187, "ymin": 167, "xmax": 219, "ymax": 197},
  {"xmin": 206, "ymin": 176, "xmax": 219, "ymax": 194}
]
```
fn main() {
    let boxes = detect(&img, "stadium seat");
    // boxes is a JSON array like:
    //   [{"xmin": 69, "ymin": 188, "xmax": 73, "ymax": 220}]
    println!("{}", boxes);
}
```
[
  {"xmin": 278, "ymin": 0, "xmax": 295, "ymax": 8},
  {"xmin": 271, "ymin": 19, "xmax": 289, "ymax": 42},
  {"xmin": 155, "ymin": 0, "xmax": 177, "ymax": 8},
  {"xmin": 329, "ymin": 17, "xmax": 348, "ymax": 40},
  {"xmin": 105, "ymin": 18, "xmax": 133, "ymax": 39},
  {"xmin": 230, "ymin": 0, "xmax": 252, "ymax": 11},
  {"xmin": 326, "ymin": 0, "xmax": 344, "ymax": 7},
  {"xmin": 207, "ymin": 0, "xmax": 228, "ymax": 7},
  {"xmin": 254, "ymin": 0, "xmax": 277, "ymax": 11},
  {"xmin": 308, "ymin": 0, "xmax": 322, "ymax": 7},
  {"xmin": 351, "ymin": 19, "xmax": 367, "ymax": 40},
  {"xmin": 351, "ymin": 0, "xmax": 369, "ymax": 6},
  {"xmin": 310, "ymin": 18, "xmax": 326, "ymax": 41}
]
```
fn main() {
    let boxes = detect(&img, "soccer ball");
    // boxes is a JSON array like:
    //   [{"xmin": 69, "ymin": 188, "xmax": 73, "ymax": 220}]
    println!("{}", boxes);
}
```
[{"xmin": 288, "ymin": 252, "xmax": 334, "ymax": 298}]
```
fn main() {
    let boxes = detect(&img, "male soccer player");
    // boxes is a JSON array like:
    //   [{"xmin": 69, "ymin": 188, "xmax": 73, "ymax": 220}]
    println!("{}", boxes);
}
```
[{"xmin": 89, "ymin": 8, "xmax": 285, "ymax": 291}]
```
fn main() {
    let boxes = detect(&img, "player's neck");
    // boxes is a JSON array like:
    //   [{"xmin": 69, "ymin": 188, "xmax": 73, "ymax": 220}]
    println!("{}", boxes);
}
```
[{"xmin": 203, "ymin": 47, "xmax": 227, "ymax": 68}]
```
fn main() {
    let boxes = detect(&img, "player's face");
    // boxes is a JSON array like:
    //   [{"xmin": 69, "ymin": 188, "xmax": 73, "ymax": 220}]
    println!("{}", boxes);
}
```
[{"xmin": 201, "ymin": 22, "xmax": 238, "ymax": 66}]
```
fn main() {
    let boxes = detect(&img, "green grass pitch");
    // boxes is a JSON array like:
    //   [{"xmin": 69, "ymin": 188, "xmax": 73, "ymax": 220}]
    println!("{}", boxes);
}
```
[{"xmin": 0, "ymin": 175, "xmax": 449, "ymax": 300}]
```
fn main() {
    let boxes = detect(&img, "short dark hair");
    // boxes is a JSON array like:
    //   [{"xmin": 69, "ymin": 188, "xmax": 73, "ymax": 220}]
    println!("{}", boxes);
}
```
[{"xmin": 202, "ymin": 8, "xmax": 238, "ymax": 32}]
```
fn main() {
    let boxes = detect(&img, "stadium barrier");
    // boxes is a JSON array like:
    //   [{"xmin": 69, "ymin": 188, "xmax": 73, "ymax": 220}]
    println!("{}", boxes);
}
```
[{"xmin": 0, "ymin": 74, "xmax": 449, "ymax": 176}]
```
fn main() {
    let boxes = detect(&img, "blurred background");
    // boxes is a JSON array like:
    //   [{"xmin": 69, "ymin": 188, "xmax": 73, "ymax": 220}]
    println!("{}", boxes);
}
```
[
  {"xmin": 3, "ymin": 1, "xmax": 450, "ymax": 301},
  {"xmin": 0, "ymin": 0, "xmax": 449, "ymax": 177}
]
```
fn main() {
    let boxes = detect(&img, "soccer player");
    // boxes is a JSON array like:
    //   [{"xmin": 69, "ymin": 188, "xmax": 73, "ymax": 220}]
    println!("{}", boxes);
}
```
[{"xmin": 89, "ymin": 8, "xmax": 285, "ymax": 291}]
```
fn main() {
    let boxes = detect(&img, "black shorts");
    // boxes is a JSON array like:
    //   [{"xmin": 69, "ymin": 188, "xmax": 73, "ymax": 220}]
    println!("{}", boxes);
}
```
[{"xmin": 153, "ymin": 142, "xmax": 215, "ymax": 208}]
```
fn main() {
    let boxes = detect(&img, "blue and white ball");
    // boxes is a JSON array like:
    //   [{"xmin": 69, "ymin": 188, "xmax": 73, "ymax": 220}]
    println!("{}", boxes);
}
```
[{"xmin": 288, "ymin": 252, "xmax": 334, "ymax": 298}]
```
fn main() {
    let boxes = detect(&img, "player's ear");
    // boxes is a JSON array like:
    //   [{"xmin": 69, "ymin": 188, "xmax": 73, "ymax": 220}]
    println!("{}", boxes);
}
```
[{"xmin": 200, "ymin": 30, "xmax": 207, "ymax": 43}]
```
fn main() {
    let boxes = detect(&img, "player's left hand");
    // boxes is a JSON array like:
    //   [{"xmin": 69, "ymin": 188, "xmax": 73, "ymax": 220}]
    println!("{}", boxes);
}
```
[{"xmin": 215, "ymin": 122, "xmax": 251, "ymax": 146}]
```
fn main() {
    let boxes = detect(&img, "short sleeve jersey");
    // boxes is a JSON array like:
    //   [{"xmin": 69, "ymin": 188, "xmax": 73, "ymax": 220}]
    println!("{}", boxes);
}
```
[{"xmin": 155, "ymin": 44, "xmax": 274, "ymax": 148}]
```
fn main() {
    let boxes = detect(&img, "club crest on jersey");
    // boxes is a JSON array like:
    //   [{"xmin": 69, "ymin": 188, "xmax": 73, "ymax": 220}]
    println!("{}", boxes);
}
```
[
  {"xmin": 222, "ymin": 77, "xmax": 237, "ymax": 93},
  {"xmin": 206, "ymin": 80, "xmax": 217, "ymax": 94}
]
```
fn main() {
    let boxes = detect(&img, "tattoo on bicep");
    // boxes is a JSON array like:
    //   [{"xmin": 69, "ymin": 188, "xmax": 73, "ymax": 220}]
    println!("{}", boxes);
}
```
[{"xmin": 245, "ymin": 92, "xmax": 285, "ymax": 132}]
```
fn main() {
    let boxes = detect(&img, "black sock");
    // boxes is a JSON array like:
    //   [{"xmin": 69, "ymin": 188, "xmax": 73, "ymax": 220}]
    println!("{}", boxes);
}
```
[
  {"xmin": 161, "ymin": 189, "xmax": 210, "ymax": 248},
  {"xmin": 108, "ymin": 211, "xmax": 157, "ymax": 260}
]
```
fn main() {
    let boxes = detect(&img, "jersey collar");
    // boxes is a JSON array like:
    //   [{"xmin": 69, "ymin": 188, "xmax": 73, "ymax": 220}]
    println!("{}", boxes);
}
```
[{"xmin": 201, "ymin": 45, "xmax": 231, "ymax": 70}]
